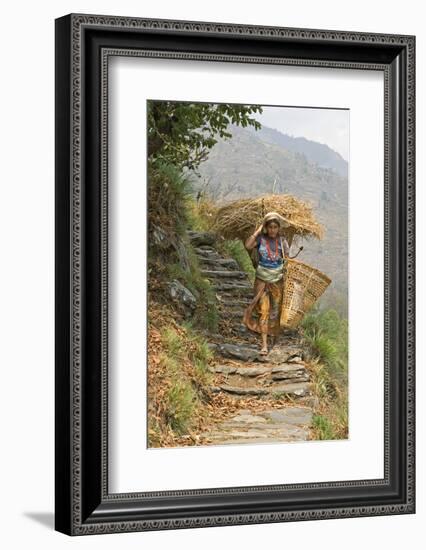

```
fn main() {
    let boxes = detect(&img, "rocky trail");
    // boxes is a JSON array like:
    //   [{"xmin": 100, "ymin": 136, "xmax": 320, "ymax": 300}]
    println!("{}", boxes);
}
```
[{"xmin": 187, "ymin": 231, "xmax": 316, "ymax": 446}]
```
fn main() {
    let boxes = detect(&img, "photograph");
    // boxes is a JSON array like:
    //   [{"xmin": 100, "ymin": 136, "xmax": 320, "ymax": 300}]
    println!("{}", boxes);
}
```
[
  {"xmin": 147, "ymin": 100, "xmax": 349, "ymax": 449},
  {"xmin": 52, "ymin": 11, "xmax": 415, "ymax": 536}
]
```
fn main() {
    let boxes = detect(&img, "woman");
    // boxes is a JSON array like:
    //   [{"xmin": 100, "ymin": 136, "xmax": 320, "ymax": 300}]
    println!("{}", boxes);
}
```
[{"xmin": 242, "ymin": 212, "xmax": 290, "ymax": 355}]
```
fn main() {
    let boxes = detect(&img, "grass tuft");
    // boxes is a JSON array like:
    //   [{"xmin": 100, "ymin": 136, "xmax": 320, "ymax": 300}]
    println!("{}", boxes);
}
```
[
  {"xmin": 302, "ymin": 307, "xmax": 348, "ymax": 440},
  {"xmin": 148, "ymin": 321, "xmax": 214, "ymax": 445}
]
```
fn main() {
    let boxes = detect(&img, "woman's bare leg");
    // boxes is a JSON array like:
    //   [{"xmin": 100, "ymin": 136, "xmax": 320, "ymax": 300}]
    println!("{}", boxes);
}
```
[{"xmin": 260, "ymin": 332, "xmax": 268, "ymax": 354}]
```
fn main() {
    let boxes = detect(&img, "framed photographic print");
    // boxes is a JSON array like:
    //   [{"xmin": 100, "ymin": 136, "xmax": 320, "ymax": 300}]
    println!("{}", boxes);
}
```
[{"xmin": 55, "ymin": 13, "xmax": 416, "ymax": 535}]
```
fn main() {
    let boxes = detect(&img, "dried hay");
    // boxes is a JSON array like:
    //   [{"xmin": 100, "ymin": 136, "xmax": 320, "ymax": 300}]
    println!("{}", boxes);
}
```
[{"xmin": 210, "ymin": 194, "xmax": 324, "ymax": 242}]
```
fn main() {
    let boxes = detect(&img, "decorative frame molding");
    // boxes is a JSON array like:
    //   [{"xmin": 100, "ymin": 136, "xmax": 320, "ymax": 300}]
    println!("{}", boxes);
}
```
[{"xmin": 55, "ymin": 13, "xmax": 415, "ymax": 536}]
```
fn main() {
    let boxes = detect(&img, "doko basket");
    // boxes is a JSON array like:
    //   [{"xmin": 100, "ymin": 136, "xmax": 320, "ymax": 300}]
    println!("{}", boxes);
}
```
[{"xmin": 280, "ymin": 258, "xmax": 332, "ymax": 329}]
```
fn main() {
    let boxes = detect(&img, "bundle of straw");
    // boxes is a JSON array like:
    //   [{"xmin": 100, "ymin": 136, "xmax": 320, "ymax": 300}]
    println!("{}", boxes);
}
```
[{"xmin": 210, "ymin": 194, "xmax": 324, "ymax": 242}]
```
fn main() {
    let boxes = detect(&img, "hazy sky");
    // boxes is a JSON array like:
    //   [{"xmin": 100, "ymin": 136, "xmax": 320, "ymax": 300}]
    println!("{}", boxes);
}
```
[{"xmin": 254, "ymin": 106, "xmax": 350, "ymax": 162}]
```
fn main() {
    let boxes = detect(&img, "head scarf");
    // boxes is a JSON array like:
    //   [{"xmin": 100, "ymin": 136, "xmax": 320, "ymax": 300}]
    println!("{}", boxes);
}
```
[{"xmin": 262, "ymin": 211, "xmax": 289, "ymax": 234}]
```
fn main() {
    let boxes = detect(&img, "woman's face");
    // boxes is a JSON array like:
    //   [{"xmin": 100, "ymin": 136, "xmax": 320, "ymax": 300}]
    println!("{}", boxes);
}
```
[{"xmin": 266, "ymin": 221, "xmax": 279, "ymax": 238}]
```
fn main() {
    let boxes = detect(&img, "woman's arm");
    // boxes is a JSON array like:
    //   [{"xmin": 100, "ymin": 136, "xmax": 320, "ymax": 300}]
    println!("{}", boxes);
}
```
[
  {"xmin": 245, "ymin": 223, "xmax": 263, "ymax": 251},
  {"xmin": 283, "ymin": 238, "xmax": 290, "ymax": 258}
]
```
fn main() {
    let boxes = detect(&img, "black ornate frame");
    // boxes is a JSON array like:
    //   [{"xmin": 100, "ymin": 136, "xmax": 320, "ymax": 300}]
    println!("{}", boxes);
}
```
[{"xmin": 55, "ymin": 13, "xmax": 415, "ymax": 536}]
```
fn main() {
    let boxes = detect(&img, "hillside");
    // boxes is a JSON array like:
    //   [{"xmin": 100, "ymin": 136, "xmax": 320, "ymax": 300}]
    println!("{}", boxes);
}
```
[
  {"xmin": 188, "ymin": 123, "xmax": 349, "ymax": 316},
  {"xmin": 247, "ymin": 124, "xmax": 348, "ymax": 177}
]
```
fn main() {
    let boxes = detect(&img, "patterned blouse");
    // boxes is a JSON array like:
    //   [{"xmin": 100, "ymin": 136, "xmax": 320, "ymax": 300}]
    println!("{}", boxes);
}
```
[{"xmin": 255, "ymin": 234, "xmax": 290, "ymax": 268}]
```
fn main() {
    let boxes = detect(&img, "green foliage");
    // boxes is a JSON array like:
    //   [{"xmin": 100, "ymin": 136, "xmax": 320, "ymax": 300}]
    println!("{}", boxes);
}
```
[
  {"xmin": 307, "ymin": 332, "xmax": 338, "ymax": 376},
  {"xmin": 185, "ymin": 196, "xmax": 212, "ymax": 231},
  {"xmin": 166, "ymin": 243, "xmax": 219, "ymax": 332},
  {"xmin": 165, "ymin": 380, "xmax": 198, "ymax": 434},
  {"xmin": 148, "ymin": 158, "xmax": 194, "ymax": 240},
  {"xmin": 148, "ymin": 100, "xmax": 263, "ymax": 171},
  {"xmin": 312, "ymin": 414, "xmax": 335, "ymax": 440},
  {"xmin": 162, "ymin": 327, "xmax": 185, "ymax": 361},
  {"xmin": 217, "ymin": 238, "xmax": 256, "ymax": 282},
  {"xmin": 159, "ymin": 324, "xmax": 213, "ymax": 435},
  {"xmin": 302, "ymin": 307, "xmax": 348, "ymax": 377},
  {"xmin": 302, "ymin": 307, "xmax": 348, "ymax": 440},
  {"xmin": 187, "ymin": 330, "xmax": 214, "ymax": 386},
  {"xmin": 148, "ymin": 163, "xmax": 219, "ymax": 332}
]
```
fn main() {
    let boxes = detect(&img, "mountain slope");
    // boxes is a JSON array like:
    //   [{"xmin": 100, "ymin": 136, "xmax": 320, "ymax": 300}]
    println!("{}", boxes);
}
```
[{"xmin": 247, "ymin": 124, "xmax": 348, "ymax": 177}]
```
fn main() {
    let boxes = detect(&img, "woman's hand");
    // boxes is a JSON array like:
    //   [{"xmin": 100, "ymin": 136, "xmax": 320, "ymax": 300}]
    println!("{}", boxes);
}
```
[{"xmin": 245, "ymin": 223, "xmax": 263, "ymax": 251}]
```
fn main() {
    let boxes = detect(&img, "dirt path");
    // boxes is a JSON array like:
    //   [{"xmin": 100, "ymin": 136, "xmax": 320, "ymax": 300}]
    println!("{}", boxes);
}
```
[{"xmin": 188, "ymin": 231, "xmax": 315, "ymax": 446}]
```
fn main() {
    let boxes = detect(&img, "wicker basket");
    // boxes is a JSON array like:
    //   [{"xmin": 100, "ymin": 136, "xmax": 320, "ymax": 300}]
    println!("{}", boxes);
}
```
[{"xmin": 280, "ymin": 259, "xmax": 332, "ymax": 329}]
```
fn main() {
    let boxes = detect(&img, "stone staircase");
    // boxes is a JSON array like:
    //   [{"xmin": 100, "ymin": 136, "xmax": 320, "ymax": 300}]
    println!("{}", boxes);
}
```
[{"xmin": 187, "ymin": 231, "xmax": 315, "ymax": 446}]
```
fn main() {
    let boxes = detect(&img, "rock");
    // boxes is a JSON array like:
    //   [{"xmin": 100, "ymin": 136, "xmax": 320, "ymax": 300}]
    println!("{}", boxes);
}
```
[
  {"xmin": 186, "ymin": 230, "xmax": 216, "ymax": 247},
  {"xmin": 271, "ymin": 382, "xmax": 312, "ymax": 397},
  {"xmin": 270, "ymin": 364, "xmax": 309, "ymax": 381},
  {"xmin": 266, "ymin": 346, "xmax": 305, "ymax": 365},
  {"xmin": 222, "ymin": 365, "xmax": 270, "ymax": 376},
  {"xmin": 151, "ymin": 223, "xmax": 171, "ymax": 249},
  {"xmin": 167, "ymin": 279, "xmax": 197, "ymax": 315},
  {"xmin": 223, "ymin": 413, "xmax": 268, "ymax": 425},
  {"xmin": 209, "ymin": 343, "xmax": 268, "ymax": 362},
  {"xmin": 235, "ymin": 366, "xmax": 270, "ymax": 377},
  {"xmin": 287, "ymin": 355, "xmax": 304, "ymax": 364},
  {"xmin": 272, "ymin": 372, "xmax": 310, "ymax": 382},
  {"xmin": 212, "ymin": 385, "xmax": 269, "ymax": 396},
  {"xmin": 174, "ymin": 236, "xmax": 191, "ymax": 273},
  {"xmin": 236, "ymin": 325, "xmax": 253, "ymax": 336},
  {"xmin": 209, "ymin": 364, "xmax": 238, "ymax": 375},
  {"xmin": 259, "ymin": 407, "xmax": 312, "ymax": 425}
]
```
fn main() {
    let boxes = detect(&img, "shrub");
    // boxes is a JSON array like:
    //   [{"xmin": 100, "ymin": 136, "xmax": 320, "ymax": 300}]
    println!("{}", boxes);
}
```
[
  {"xmin": 218, "ymin": 238, "xmax": 255, "ymax": 282},
  {"xmin": 148, "ymin": 159, "xmax": 193, "ymax": 239}
]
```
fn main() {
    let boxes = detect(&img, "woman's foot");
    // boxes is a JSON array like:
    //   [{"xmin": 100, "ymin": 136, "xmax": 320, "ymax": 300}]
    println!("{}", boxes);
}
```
[{"xmin": 260, "ymin": 346, "xmax": 268, "ymax": 356}]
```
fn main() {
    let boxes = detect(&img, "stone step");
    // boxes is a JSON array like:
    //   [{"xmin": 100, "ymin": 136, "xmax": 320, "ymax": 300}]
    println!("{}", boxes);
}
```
[
  {"xmin": 198, "ymin": 257, "xmax": 240, "ymax": 270},
  {"xmin": 193, "ymin": 247, "xmax": 223, "ymax": 258},
  {"xmin": 193, "ymin": 245, "xmax": 217, "ymax": 253},
  {"xmin": 201, "ymin": 269, "xmax": 247, "ymax": 279},
  {"xmin": 209, "ymin": 342, "xmax": 306, "ymax": 364},
  {"xmin": 186, "ymin": 231, "xmax": 216, "ymax": 247},
  {"xmin": 201, "ymin": 407, "xmax": 312, "ymax": 445},
  {"xmin": 218, "ymin": 309, "xmax": 246, "ymax": 319},
  {"xmin": 212, "ymin": 282, "xmax": 253, "ymax": 293},
  {"xmin": 208, "ymin": 342, "xmax": 269, "ymax": 362},
  {"xmin": 265, "ymin": 345, "xmax": 306, "ymax": 364},
  {"xmin": 209, "ymin": 362, "xmax": 309, "ymax": 381},
  {"xmin": 210, "ymin": 381, "xmax": 312, "ymax": 398},
  {"xmin": 204, "ymin": 428, "xmax": 308, "ymax": 444},
  {"xmin": 216, "ymin": 297, "xmax": 252, "ymax": 307}
]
